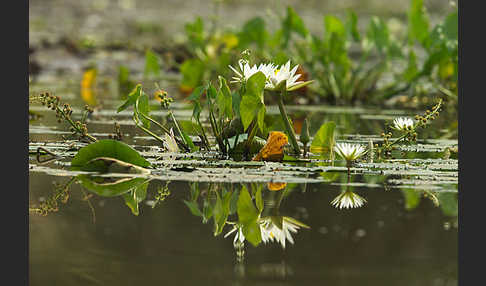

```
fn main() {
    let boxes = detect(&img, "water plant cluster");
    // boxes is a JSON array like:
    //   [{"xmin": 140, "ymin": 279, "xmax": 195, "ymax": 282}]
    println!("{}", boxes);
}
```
[{"xmin": 166, "ymin": 0, "xmax": 457, "ymax": 107}]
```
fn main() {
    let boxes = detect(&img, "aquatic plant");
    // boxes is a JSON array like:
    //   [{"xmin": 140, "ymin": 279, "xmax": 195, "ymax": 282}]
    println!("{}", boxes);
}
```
[
  {"xmin": 176, "ymin": 1, "xmax": 457, "ymax": 106},
  {"xmin": 31, "ymin": 92, "xmax": 97, "ymax": 142},
  {"xmin": 377, "ymin": 99, "xmax": 443, "ymax": 158}
]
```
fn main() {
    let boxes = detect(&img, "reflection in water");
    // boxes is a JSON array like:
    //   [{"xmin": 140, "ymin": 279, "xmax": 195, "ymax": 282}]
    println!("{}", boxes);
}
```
[
  {"xmin": 330, "ymin": 189, "xmax": 367, "ymax": 209},
  {"xmin": 259, "ymin": 216, "xmax": 310, "ymax": 249},
  {"xmin": 29, "ymin": 173, "xmax": 458, "ymax": 266}
]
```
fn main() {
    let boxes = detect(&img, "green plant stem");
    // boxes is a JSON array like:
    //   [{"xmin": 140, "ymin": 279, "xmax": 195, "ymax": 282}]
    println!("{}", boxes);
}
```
[
  {"xmin": 133, "ymin": 100, "xmax": 166, "ymax": 145},
  {"xmin": 277, "ymin": 88, "xmax": 301, "ymax": 156},
  {"xmin": 57, "ymin": 106, "xmax": 97, "ymax": 142},
  {"xmin": 244, "ymin": 119, "xmax": 258, "ymax": 159}
]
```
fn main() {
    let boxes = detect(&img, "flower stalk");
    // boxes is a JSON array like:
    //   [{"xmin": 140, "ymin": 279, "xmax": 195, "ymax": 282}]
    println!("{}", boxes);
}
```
[{"xmin": 277, "ymin": 81, "xmax": 301, "ymax": 155}]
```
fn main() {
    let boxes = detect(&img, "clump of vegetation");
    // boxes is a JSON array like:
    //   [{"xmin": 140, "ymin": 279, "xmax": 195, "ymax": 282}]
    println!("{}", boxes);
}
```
[
  {"xmin": 175, "ymin": 0, "xmax": 457, "ymax": 107},
  {"xmin": 31, "ymin": 92, "xmax": 97, "ymax": 142}
]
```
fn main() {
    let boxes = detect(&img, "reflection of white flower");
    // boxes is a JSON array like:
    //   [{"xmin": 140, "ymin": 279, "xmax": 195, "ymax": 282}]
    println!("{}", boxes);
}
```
[
  {"xmin": 334, "ymin": 143, "xmax": 367, "ymax": 162},
  {"xmin": 392, "ymin": 117, "xmax": 415, "ymax": 131},
  {"xmin": 331, "ymin": 190, "xmax": 367, "ymax": 209},
  {"xmin": 224, "ymin": 224, "xmax": 246, "ymax": 246},
  {"xmin": 259, "ymin": 216, "xmax": 309, "ymax": 249}
]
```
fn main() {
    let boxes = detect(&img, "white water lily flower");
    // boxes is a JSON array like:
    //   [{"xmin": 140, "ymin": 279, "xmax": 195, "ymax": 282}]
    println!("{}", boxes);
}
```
[
  {"xmin": 334, "ymin": 143, "xmax": 367, "ymax": 162},
  {"xmin": 265, "ymin": 60, "xmax": 305, "ymax": 91},
  {"xmin": 392, "ymin": 117, "xmax": 415, "ymax": 131},
  {"xmin": 229, "ymin": 60, "xmax": 276, "ymax": 84},
  {"xmin": 259, "ymin": 216, "xmax": 309, "ymax": 249},
  {"xmin": 163, "ymin": 128, "xmax": 179, "ymax": 153},
  {"xmin": 331, "ymin": 190, "xmax": 367, "ymax": 209},
  {"xmin": 229, "ymin": 60, "xmax": 311, "ymax": 91}
]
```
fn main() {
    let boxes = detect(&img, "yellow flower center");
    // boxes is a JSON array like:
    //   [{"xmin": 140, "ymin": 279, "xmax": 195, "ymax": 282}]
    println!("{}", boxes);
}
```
[{"xmin": 274, "ymin": 69, "xmax": 280, "ymax": 75}]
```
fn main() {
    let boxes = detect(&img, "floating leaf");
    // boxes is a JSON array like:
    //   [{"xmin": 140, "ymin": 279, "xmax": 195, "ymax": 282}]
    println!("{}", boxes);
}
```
[{"xmin": 71, "ymin": 139, "xmax": 151, "ymax": 172}]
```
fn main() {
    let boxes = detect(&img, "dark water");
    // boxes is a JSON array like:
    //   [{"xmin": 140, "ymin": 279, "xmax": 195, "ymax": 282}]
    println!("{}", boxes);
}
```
[{"xmin": 29, "ymin": 171, "xmax": 457, "ymax": 285}]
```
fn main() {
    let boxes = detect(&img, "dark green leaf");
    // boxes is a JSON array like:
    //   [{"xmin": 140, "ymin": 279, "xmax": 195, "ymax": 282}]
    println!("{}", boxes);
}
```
[
  {"xmin": 217, "ymin": 76, "xmax": 233, "ymax": 118},
  {"xmin": 240, "ymin": 72, "xmax": 266, "ymax": 131}
]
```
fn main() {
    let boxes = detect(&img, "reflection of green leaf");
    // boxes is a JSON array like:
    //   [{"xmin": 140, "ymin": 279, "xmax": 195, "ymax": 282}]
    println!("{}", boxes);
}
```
[
  {"xmin": 213, "ymin": 191, "xmax": 232, "ymax": 235},
  {"xmin": 122, "ymin": 180, "xmax": 149, "ymax": 216},
  {"xmin": 320, "ymin": 171, "xmax": 340, "ymax": 182},
  {"xmin": 77, "ymin": 175, "xmax": 148, "ymax": 197},
  {"xmin": 237, "ymin": 186, "xmax": 262, "ymax": 246},
  {"xmin": 71, "ymin": 139, "xmax": 151, "ymax": 172},
  {"xmin": 240, "ymin": 72, "xmax": 266, "ymax": 132},
  {"xmin": 184, "ymin": 200, "xmax": 203, "ymax": 217},
  {"xmin": 437, "ymin": 192, "xmax": 458, "ymax": 217},
  {"xmin": 255, "ymin": 186, "xmax": 264, "ymax": 212},
  {"xmin": 402, "ymin": 189, "xmax": 421, "ymax": 210},
  {"xmin": 310, "ymin": 122, "xmax": 336, "ymax": 159}
]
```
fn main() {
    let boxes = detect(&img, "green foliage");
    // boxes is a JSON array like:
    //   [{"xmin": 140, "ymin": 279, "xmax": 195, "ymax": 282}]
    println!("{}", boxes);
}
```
[
  {"xmin": 282, "ymin": 6, "xmax": 308, "ymax": 47},
  {"xmin": 408, "ymin": 0, "xmax": 430, "ymax": 45},
  {"xmin": 71, "ymin": 139, "xmax": 151, "ymax": 172},
  {"xmin": 144, "ymin": 49, "xmax": 161, "ymax": 78},
  {"xmin": 176, "ymin": 3, "xmax": 457, "ymax": 106},
  {"xmin": 117, "ymin": 84, "xmax": 142, "ymax": 113},
  {"xmin": 310, "ymin": 122, "xmax": 336, "ymax": 159},
  {"xmin": 240, "ymin": 72, "xmax": 266, "ymax": 132}
]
